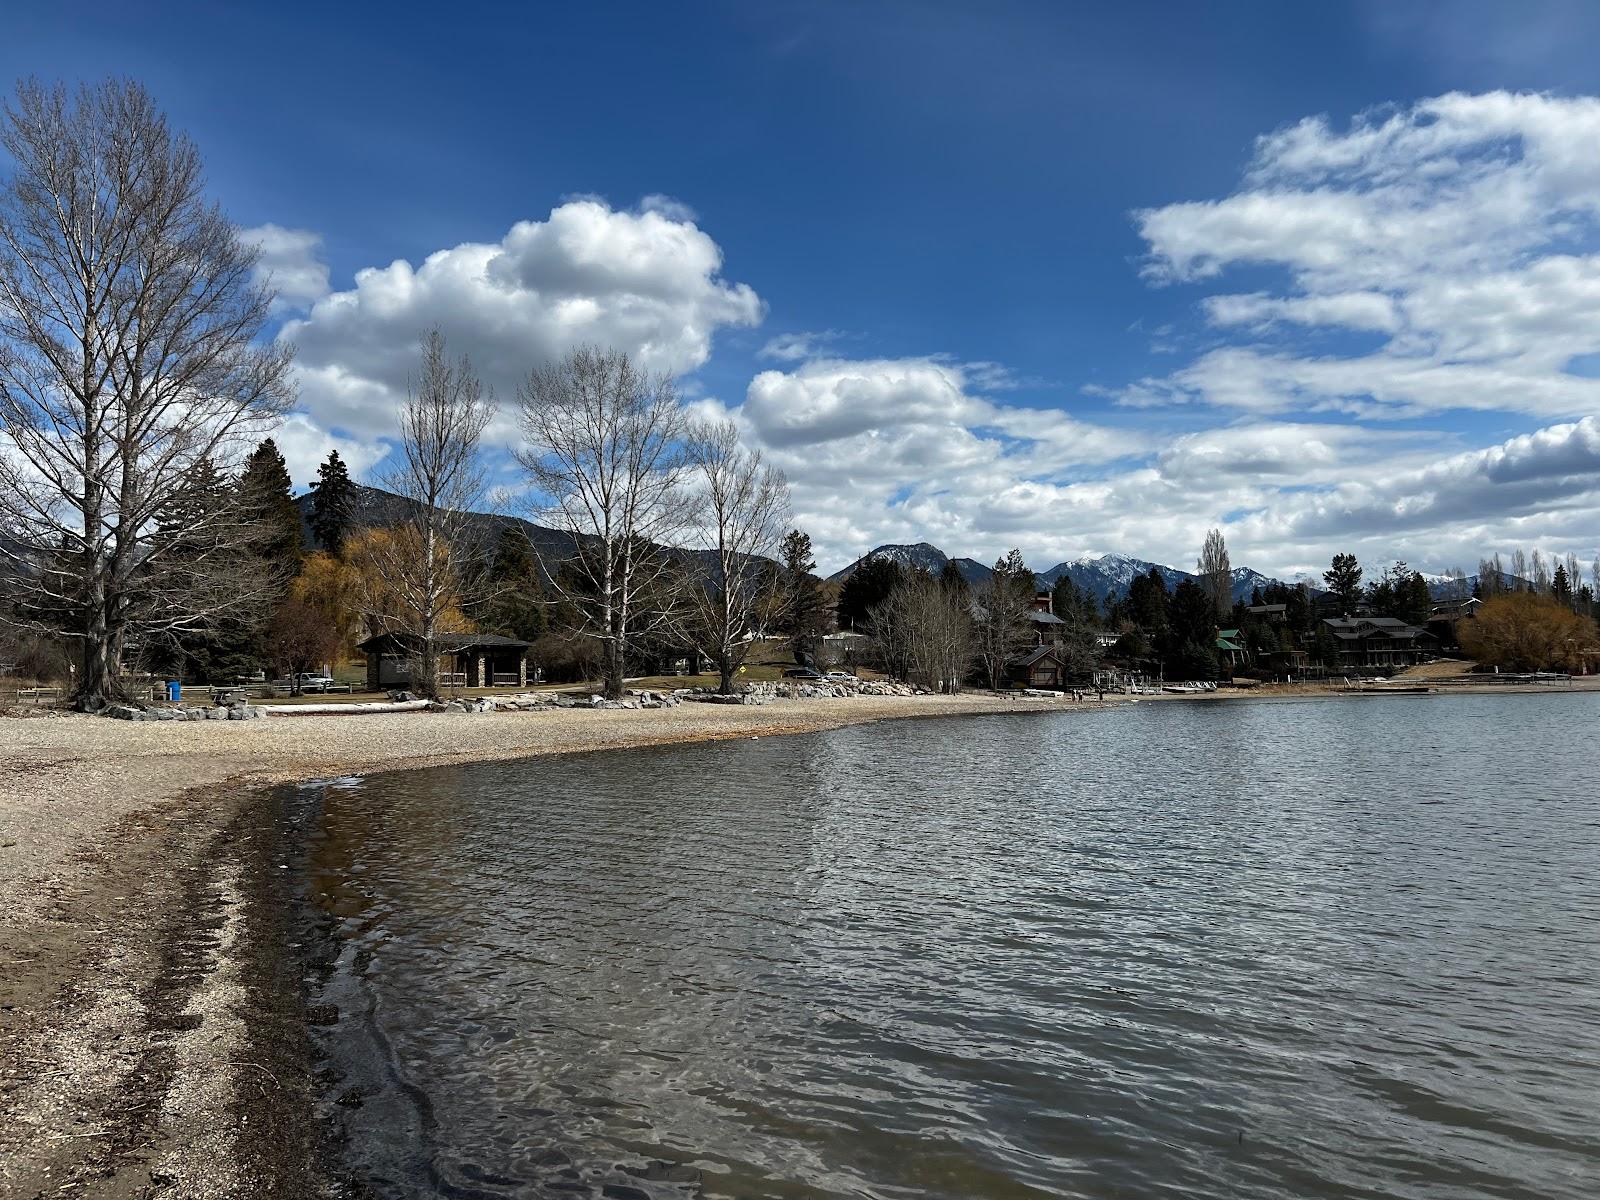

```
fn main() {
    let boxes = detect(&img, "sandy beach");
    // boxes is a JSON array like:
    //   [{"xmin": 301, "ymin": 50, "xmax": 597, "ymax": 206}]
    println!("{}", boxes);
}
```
[{"xmin": 0, "ymin": 692, "xmax": 1095, "ymax": 1199}]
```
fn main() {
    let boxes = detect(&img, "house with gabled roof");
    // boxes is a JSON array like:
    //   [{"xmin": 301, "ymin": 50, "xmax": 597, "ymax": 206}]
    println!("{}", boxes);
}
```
[
  {"xmin": 1216, "ymin": 628, "xmax": 1247, "ymax": 674},
  {"xmin": 357, "ymin": 631, "xmax": 530, "ymax": 690},
  {"xmin": 1009, "ymin": 644, "xmax": 1070, "ymax": 689},
  {"xmin": 1320, "ymin": 616, "xmax": 1433, "ymax": 669}
]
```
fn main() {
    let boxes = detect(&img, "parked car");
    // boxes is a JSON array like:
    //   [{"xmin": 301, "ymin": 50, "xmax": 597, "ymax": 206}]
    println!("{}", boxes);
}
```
[
  {"xmin": 292, "ymin": 672, "xmax": 337, "ymax": 693},
  {"xmin": 783, "ymin": 667, "xmax": 825, "ymax": 680},
  {"xmin": 823, "ymin": 670, "xmax": 857, "ymax": 682}
]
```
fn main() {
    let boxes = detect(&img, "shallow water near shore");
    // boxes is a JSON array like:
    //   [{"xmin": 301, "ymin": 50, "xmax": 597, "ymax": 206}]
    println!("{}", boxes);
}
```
[{"xmin": 287, "ymin": 693, "xmax": 1600, "ymax": 1199}]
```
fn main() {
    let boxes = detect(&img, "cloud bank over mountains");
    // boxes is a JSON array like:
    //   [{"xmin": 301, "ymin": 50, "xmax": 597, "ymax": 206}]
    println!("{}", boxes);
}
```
[{"xmin": 267, "ymin": 94, "xmax": 1600, "ymax": 580}]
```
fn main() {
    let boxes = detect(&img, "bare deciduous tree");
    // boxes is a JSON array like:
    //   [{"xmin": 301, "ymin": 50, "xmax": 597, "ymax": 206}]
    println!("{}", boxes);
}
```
[
  {"xmin": 515, "ymin": 347, "xmax": 688, "ymax": 699},
  {"xmin": 973, "ymin": 549, "xmax": 1034, "ymax": 691},
  {"xmin": 870, "ymin": 574, "xmax": 974, "ymax": 693},
  {"xmin": 1198, "ymin": 527, "xmax": 1231, "ymax": 618},
  {"xmin": 263, "ymin": 595, "xmax": 341, "ymax": 695},
  {"xmin": 1511, "ymin": 549, "xmax": 1530, "ymax": 590},
  {"xmin": 683, "ymin": 420, "xmax": 789, "ymax": 694},
  {"xmin": 358, "ymin": 330, "xmax": 493, "ymax": 700},
  {"xmin": 0, "ymin": 79, "xmax": 293, "ymax": 709}
]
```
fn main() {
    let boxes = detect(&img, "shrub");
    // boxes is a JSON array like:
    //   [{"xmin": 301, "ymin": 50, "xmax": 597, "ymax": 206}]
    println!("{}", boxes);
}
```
[{"xmin": 1459, "ymin": 593, "xmax": 1598, "ymax": 672}]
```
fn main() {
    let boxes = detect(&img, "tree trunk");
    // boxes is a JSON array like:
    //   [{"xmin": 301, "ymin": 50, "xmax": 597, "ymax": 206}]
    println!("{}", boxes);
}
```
[
  {"xmin": 419, "ymin": 522, "xmax": 440, "ymax": 700},
  {"xmin": 76, "ymin": 613, "xmax": 113, "ymax": 711},
  {"xmin": 603, "ymin": 639, "xmax": 625, "ymax": 699},
  {"xmin": 718, "ymin": 648, "xmax": 735, "ymax": 696}
]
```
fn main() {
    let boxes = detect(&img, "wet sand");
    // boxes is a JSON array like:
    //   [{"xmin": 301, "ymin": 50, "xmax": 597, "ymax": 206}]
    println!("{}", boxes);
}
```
[{"xmin": 0, "ymin": 692, "xmax": 1094, "ymax": 1199}]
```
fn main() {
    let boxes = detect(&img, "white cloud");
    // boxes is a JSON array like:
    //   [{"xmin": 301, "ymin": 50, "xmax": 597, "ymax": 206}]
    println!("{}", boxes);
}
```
[
  {"xmin": 758, "ymin": 330, "xmax": 848, "ymax": 362},
  {"xmin": 240, "ymin": 224, "xmax": 330, "ymax": 310},
  {"xmin": 1123, "ymin": 92, "xmax": 1600, "ymax": 422},
  {"xmin": 715, "ymin": 356, "xmax": 1151, "ymax": 570},
  {"xmin": 269, "ymin": 412, "xmax": 389, "ymax": 492},
  {"xmin": 1230, "ymin": 416, "xmax": 1600, "ymax": 570},
  {"xmin": 1204, "ymin": 291, "xmax": 1401, "ymax": 334},
  {"xmin": 280, "ymin": 199, "xmax": 763, "ymax": 443}
]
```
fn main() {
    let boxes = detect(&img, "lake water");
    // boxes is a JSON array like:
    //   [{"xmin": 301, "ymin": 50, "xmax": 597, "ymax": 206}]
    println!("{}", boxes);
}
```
[{"xmin": 289, "ymin": 693, "xmax": 1600, "ymax": 1199}]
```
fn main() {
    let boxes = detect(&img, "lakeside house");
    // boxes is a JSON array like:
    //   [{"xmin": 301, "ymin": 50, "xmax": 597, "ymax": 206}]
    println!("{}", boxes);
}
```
[
  {"xmin": 1005, "ymin": 593, "xmax": 1072, "ymax": 688},
  {"xmin": 1011, "ymin": 644, "xmax": 1070, "ymax": 688},
  {"xmin": 1320, "ymin": 616, "xmax": 1434, "ymax": 669},
  {"xmin": 1215, "ymin": 628, "xmax": 1247, "ymax": 674},
  {"xmin": 1426, "ymin": 596, "xmax": 1481, "ymax": 653},
  {"xmin": 358, "ymin": 632, "xmax": 531, "ymax": 690},
  {"xmin": 1429, "ymin": 596, "xmax": 1482, "ymax": 621}
]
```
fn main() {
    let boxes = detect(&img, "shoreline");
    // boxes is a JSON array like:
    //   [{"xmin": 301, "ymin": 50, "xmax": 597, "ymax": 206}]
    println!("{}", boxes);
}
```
[
  {"xmin": 0, "ymin": 692, "xmax": 1101, "ymax": 1198},
  {"xmin": 2, "ymin": 680, "xmax": 1592, "ymax": 1195}
]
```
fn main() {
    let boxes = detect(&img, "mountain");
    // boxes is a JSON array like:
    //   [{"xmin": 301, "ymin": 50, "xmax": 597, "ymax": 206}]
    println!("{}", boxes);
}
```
[
  {"xmin": 295, "ymin": 483, "xmax": 581, "ymax": 569},
  {"xmin": 831, "ymin": 544, "xmax": 1287, "ymax": 603},
  {"xmin": 826, "ymin": 543, "xmax": 992, "ymax": 586},
  {"xmin": 1228, "ymin": 565, "xmax": 1280, "ymax": 603},
  {"xmin": 294, "ymin": 484, "xmax": 776, "ymax": 585},
  {"xmin": 1037, "ymin": 553, "xmax": 1190, "ymax": 602}
]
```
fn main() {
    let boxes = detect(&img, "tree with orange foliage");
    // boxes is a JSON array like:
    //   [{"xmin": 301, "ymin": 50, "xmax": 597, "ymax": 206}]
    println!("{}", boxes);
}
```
[
  {"xmin": 287, "ymin": 551, "xmax": 364, "ymax": 663},
  {"xmin": 344, "ymin": 526, "xmax": 476, "ymax": 680},
  {"xmin": 1459, "ymin": 592, "xmax": 1598, "ymax": 673}
]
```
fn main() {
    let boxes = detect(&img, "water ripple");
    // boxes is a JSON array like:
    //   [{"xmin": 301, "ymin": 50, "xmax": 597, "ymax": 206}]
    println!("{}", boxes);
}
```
[{"xmin": 290, "ymin": 694, "xmax": 1600, "ymax": 1199}]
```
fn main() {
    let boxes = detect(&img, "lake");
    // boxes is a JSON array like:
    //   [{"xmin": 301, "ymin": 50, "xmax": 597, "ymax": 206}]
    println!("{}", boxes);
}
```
[{"xmin": 289, "ymin": 693, "xmax": 1600, "ymax": 1199}]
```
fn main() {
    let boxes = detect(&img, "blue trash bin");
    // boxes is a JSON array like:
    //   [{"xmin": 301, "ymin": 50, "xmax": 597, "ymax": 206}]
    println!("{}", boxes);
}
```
[{"xmin": 167, "ymin": 680, "xmax": 181, "ymax": 702}]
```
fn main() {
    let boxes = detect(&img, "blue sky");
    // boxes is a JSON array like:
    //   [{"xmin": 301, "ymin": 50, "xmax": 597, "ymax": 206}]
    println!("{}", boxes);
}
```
[{"xmin": 8, "ymin": 2, "xmax": 1600, "ymax": 579}]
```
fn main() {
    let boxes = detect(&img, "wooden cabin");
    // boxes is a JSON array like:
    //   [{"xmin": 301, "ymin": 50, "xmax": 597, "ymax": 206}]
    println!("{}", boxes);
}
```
[{"xmin": 357, "ymin": 632, "xmax": 530, "ymax": 691}]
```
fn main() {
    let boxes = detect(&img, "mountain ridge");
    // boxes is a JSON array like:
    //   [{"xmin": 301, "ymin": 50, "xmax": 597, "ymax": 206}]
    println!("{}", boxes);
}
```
[{"xmin": 827, "ymin": 544, "xmax": 1282, "ymax": 603}]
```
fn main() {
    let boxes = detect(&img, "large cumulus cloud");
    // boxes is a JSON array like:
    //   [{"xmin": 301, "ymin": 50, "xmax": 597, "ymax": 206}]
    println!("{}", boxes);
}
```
[{"xmin": 281, "ymin": 199, "xmax": 763, "ymax": 448}]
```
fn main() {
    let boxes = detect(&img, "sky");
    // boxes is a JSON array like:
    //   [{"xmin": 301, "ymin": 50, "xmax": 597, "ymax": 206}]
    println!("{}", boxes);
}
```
[{"xmin": 7, "ymin": 1, "xmax": 1600, "ymax": 581}]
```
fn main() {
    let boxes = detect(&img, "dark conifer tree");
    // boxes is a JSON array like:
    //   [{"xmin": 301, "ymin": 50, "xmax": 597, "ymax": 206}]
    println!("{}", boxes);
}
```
[
  {"xmin": 1552, "ymin": 563, "xmax": 1573, "ymax": 608},
  {"xmin": 1127, "ymin": 567, "xmax": 1170, "ymax": 634},
  {"xmin": 1162, "ymin": 579, "xmax": 1219, "ymax": 680},
  {"xmin": 473, "ymin": 525, "xmax": 548, "ymax": 643},
  {"xmin": 837, "ymin": 555, "xmax": 904, "ymax": 629},
  {"xmin": 1399, "ymin": 570, "xmax": 1433, "ymax": 626},
  {"xmin": 1323, "ymin": 553, "xmax": 1364, "ymax": 612},
  {"xmin": 152, "ymin": 458, "xmax": 264, "ymax": 683},
  {"xmin": 779, "ymin": 529, "xmax": 830, "ymax": 655},
  {"xmin": 309, "ymin": 449, "xmax": 355, "ymax": 555},
  {"xmin": 241, "ymin": 439, "xmax": 304, "ymax": 565},
  {"xmin": 939, "ymin": 557, "xmax": 971, "ymax": 597}
]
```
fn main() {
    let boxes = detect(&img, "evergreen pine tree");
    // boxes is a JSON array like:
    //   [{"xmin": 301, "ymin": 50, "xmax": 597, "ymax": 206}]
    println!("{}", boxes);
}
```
[
  {"xmin": 309, "ymin": 449, "xmax": 355, "ymax": 555},
  {"xmin": 473, "ymin": 525, "xmax": 548, "ymax": 643},
  {"xmin": 1323, "ymin": 553, "xmax": 1364, "ymax": 612},
  {"xmin": 1399, "ymin": 570, "xmax": 1433, "ymax": 626},
  {"xmin": 153, "ymin": 458, "xmax": 264, "ymax": 683},
  {"xmin": 938, "ymin": 557, "xmax": 971, "ymax": 597},
  {"xmin": 779, "ymin": 529, "xmax": 831, "ymax": 660},
  {"xmin": 241, "ymin": 439, "xmax": 304, "ymax": 565},
  {"xmin": 1552, "ymin": 563, "xmax": 1573, "ymax": 608},
  {"xmin": 837, "ymin": 555, "xmax": 904, "ymax": 629}
]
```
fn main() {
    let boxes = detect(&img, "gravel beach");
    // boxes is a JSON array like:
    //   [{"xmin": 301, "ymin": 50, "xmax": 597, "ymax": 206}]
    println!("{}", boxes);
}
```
[{"xmin": 0, "ymin": 692, "xmax": 1093, "ymax": 1198}]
